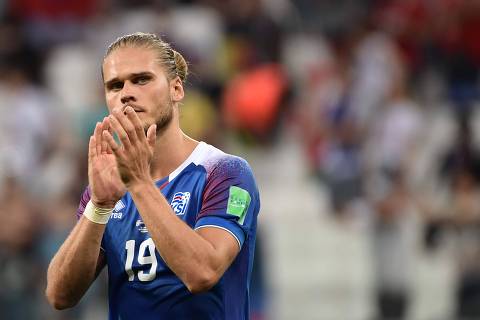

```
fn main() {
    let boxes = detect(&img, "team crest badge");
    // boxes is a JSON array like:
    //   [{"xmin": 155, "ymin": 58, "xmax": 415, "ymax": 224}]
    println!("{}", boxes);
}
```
[{"xmin": 170, "ymin": 192, "xmax": 191, "ymax": 215}]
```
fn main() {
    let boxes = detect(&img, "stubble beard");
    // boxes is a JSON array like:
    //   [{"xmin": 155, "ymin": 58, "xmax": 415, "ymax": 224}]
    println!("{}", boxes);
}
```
[{"xmin": 144, "ymin": 97, "xmax": 174, "ymax": 136}]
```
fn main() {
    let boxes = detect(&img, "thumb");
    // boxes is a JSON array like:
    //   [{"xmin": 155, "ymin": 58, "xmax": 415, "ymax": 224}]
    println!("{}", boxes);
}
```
[{"xmin": 146, "ymin": 124, "xmax": 157, "ymax": 149}]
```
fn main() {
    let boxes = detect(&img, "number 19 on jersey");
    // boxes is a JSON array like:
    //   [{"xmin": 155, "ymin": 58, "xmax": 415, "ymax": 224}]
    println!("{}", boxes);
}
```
[{"xmin": 125, "ymin": 238, "xmax": 158, "ymax": 281}]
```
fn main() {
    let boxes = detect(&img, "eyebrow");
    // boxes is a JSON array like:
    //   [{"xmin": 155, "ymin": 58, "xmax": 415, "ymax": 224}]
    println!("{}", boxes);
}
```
[{"xmin": 104, "ymin": 72, "xmax": 154, "ymax": 87}]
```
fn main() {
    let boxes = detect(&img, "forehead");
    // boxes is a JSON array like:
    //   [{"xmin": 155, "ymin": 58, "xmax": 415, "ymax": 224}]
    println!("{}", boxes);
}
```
[{"xmin": 103, "ymin": 46, "xmax": 163, "ymax": 80}]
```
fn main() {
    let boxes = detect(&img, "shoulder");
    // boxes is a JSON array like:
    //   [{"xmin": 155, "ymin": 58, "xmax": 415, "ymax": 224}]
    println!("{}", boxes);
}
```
[
  {"xmin": 196, "ymin": 143, "xmax": 256, "ymax": 183},
  {"xmin": 197, "ymin": 144, "xmax": 259, "ymax": 214},
  {"xmin": 195, "ymin": 144, "xmax": 260, "ymax": 244}
]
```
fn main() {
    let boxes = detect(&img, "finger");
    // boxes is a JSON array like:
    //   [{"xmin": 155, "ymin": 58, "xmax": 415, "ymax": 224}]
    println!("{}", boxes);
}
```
[
  {"xmin": 101, "ymin": 119, "xmax": 115, "ymax": 155},
  {"xmin": 125, "ymin": 106, "xmax": 146, "ymax": 141},
  {"xmin": 106, "ymin": 145, "xmax": 113, "ymax": 154},
  {"xmin": 146, "ymin": 124, "xmax": 157, "ymax": 150},
  {"xmin": 114, "ymin": 108, "xmax": 137, "ymax": 145},
  {"xmin": 94, "ymin": 122, "xmax": 102, "ymax": 155},
  {"xmin": 102, "ymin": 130, "xmax": 122, "ymax": 157},
  {"xmin": 106, "ymin": 124, "xmax": 114, "ymax": 154},
  {"xmin": 100, "ymin": 117, "xmax": 109, "ymax": 154},
  {"xmin": 107, "ymin": 122, "xmax": 114, "ymax": 135},
  {"xmin": 88, "ymin": 136, "xmax": 97, "ymax": 161},
  {"xmin": 101, "ymin": 136, "xmax": 109, "ymax": 154},
  {"xmin": 109, "ymin": 113, "xmax": 131, "ymax": 150}
]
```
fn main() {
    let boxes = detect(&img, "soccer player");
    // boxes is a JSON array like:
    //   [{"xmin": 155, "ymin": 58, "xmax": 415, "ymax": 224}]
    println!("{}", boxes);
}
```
[{"xmin": 46, "ymin": 32, "xmax": 260, "ymax": 320}]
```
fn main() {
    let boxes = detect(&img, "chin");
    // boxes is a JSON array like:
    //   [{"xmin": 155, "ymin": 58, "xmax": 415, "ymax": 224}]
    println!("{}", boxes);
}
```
[{"xmin": 141, "ymin": 119, "xmax": 156, "ymax": 132}]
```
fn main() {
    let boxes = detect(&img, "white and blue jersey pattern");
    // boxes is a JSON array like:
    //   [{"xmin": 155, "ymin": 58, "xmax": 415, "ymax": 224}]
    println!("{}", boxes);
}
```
[{"xmin": 76, "ymin": 142, "xmax": 260, "ymax": 320}]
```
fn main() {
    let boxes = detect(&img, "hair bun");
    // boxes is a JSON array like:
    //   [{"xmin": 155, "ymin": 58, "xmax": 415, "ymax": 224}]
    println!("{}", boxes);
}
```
[{"xmin": 173, "ymin": 50, "xmax": 188, "ymax": 82}]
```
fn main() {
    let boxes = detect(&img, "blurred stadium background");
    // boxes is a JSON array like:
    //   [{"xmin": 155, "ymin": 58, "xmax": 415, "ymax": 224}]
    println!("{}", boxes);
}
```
[{"xmin": 0, "ymin": 0, "xmax": 480, "ymax": 319}]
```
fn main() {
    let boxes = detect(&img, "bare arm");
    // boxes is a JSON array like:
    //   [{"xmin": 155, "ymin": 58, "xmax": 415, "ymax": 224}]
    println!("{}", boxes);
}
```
[
  {"xmin": 46, "ymin": 121, "xmax": 126, "ymax": 309},
  {"xmin": 129, "ymin": 182, "xmax": 240, "ymax": 293},
  {"xmin": 46, "ymin": 218, "xmax": 106, "ymax": 309}
]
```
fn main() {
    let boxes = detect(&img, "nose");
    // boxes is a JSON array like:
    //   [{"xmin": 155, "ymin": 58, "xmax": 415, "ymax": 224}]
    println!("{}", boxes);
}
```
[
  {"xmin": 120, "ymin": 82, "xmax": 136, "ymax": 105},
  {"xmin": 121, "ymin": 95, "xmax": 135, "ymax": 105}
]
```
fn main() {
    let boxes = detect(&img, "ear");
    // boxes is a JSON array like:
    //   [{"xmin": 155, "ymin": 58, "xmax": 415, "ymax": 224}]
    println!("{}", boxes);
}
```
[{"xmin": 170, "ymin": 77, "xmax": 184, "ymax": 103}]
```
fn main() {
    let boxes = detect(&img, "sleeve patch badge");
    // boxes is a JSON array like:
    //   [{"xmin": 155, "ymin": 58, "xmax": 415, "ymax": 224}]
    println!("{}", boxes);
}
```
[
  {"xmin": 171, "ymin": 192, "xmax": 191, "ymax": 215},
  {"xmin": 227, "ymin": 186, "xmax": 251, "ymax": 225}
]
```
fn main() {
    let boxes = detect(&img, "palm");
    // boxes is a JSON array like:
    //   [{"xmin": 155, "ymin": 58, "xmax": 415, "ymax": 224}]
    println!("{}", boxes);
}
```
[
  {"xmin": 89, "ymin": 153, "xmax": 126, "ymax": 205},
  {"xmin": 88, "ymin": 123, "xmax": 126, "ymax": 207}
]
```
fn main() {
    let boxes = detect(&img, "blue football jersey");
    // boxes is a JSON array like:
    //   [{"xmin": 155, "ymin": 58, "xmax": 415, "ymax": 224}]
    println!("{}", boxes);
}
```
[{"xmin": 76, "ymin": 142, "xmax": 260, "ymax": 320}]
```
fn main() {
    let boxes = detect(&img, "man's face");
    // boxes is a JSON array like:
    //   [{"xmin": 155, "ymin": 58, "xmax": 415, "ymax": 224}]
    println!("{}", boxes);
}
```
[{"xmin": 102, "ymin": 46, "xmax": 173, "ymax": 131}]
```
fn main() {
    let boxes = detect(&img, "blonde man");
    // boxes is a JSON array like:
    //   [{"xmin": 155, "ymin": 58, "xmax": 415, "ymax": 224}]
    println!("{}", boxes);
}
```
[{"xmin": 46, "ymin": 32, "xmax": 260, "ymax": 320}]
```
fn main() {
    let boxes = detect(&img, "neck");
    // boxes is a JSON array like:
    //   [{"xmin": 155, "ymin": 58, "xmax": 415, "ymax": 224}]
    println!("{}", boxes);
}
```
[{"xmin": 150, "ymin": 109, "xmax": 199, "ymax": 181}]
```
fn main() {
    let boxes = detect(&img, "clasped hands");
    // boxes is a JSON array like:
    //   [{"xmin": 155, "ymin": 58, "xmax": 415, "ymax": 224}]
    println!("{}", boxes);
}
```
[{"xmin": 88, "ymin": 106, "xmax": 156, "ymax": 208}]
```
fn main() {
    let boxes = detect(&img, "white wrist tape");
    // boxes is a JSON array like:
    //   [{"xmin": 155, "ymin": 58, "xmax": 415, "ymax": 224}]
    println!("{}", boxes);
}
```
[{"xmin": 83, "ymin": 200, "xmax": 114, "ymax": 224}]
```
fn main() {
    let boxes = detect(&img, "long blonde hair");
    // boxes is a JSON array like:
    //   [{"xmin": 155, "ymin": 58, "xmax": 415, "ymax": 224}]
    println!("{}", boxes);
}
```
[{"xmin": 104, "ymin": 32, "xmax": 188, "ymax": 83}]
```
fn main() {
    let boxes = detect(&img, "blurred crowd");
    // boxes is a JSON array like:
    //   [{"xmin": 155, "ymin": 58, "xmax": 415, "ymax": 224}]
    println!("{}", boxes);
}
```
[{"xmin": 0, "ymin": 0, "xmax": 479, "ymax": 319}]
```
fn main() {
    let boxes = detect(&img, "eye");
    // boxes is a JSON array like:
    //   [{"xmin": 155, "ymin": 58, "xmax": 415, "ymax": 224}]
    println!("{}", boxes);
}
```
[
  {"xmin": 134, "ymin": 76, "xmax": 151, "ymax": 85},
  {"xmin": 108, "ymin": 81, "xmax": 123, "ymax": 91}
]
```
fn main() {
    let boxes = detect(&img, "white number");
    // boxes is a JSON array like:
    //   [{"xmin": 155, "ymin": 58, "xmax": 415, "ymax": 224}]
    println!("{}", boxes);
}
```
[
  {"xmin": 124, "ymin": 238, "xmax": 157, "ymax": 282},
  {"xmin": 125, "ymin": 240, "xmax": 135, "ymax": 281},
  {"xmin": 137, "ymin": 238, "xmax": 157, "ymax": 281}
]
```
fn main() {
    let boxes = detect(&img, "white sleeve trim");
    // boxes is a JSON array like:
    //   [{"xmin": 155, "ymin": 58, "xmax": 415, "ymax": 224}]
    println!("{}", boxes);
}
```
[{"xmin": 194, "ymin": 224, "xmax": 242, "ymax": 250}]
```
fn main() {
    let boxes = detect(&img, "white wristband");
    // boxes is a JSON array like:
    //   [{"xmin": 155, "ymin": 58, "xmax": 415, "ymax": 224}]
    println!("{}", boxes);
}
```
[{"xmin": 83, "ymin": 200, "xmax": 114, "ymax": 224}]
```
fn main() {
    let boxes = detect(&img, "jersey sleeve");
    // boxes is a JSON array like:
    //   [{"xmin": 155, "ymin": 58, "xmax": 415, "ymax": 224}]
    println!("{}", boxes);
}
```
[
  {"xmin": 194, "ymin": 156, "xmax": 260, "ymax": 249},
  {"xmin": 76, "ymin": 186, "xmax": 92, "ymax": 220}
]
